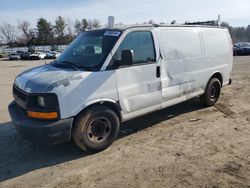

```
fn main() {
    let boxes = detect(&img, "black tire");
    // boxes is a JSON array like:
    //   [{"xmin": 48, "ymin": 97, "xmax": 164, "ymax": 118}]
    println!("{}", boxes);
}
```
[
  {"xmin": 72, "ymin": 105, "xmax": 120, "ymax": 153},
  {"xmin": 200, "ymin": 78, "xmax": 221, "ymax": 106}
]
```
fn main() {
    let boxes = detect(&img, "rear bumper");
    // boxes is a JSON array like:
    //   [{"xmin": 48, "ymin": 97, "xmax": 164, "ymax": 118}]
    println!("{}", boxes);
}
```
[
  {"xmin": 8, "ymin": 101, "xmax": 73, "ymax": 145},
  {"xmin": 238, "ymin": 49, "xmax": 250, "ymax": 55}
]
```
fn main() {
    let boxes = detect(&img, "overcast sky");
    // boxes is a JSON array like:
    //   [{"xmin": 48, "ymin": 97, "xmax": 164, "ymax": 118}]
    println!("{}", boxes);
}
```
[{"xmin": 0, "ymin": 0, "xmax": 249, "ymax": 27}]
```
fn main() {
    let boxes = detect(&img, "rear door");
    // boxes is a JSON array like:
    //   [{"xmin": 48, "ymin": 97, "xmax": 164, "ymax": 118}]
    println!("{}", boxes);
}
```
[{"xmin": 114, "ymin": 30, "xmax": 162, "ymax": 119}]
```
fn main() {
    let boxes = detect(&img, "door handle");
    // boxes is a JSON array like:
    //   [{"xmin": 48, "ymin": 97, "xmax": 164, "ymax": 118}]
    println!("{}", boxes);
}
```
[{"xmin": 156, "ymin": 66, "xmax": 161, "ymax": 78}]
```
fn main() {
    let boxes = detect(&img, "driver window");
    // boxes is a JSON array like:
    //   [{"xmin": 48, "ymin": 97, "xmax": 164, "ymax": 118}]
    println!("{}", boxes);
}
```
[{"xmin": 114, "ymin": 31, "xmax": 156, "ymax": 65}]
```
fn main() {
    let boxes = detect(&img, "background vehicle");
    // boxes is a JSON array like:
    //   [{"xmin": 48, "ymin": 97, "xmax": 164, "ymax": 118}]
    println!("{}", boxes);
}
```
[
  {"xmin": 45, "ymin": 51, "xmax": 61, "ymax": 59},
  {"xmin": 20, "ymin": 51, "xmax": 31, "ymax": 60},
  {"xmin": 9, "ymin": 25, "xmax": 233, "ymax": 153},
  {"xmin": 45, "ymin": 51, "xmax": 54, "ymax": 59},
  {"xmin": 9, "ymin": 53, "xmax": 21, "ymax": 60},
  {"xmin": 233, "ymin": 42, "xmax": 250, "ymax": 56},
  {"xmin": 29, "ymin": 51, "xmax": 46, "ymax": 60},
  {"xmin": 55, "ymin": 50, "xmax": 62, "ymax": 58}
]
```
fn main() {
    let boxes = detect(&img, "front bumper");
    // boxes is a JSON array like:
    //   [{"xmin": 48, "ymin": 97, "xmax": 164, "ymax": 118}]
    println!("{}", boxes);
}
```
[{"xmin": 8, "ymin": 101, "xmax": 73, "ymax": 145}]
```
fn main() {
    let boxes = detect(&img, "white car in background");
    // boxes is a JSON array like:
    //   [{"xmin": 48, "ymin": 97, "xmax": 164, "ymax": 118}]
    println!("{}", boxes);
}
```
[
  {"xmin": 29, "ymin": 52, "xmax": 46, "ymax": 60},
  {"xmin": 45, "ymin": 50, "xmax": 62, "ymax": 59},
  {"xmin": 9, "ymin": 53, "xmax": 21, "ymax": 60}
]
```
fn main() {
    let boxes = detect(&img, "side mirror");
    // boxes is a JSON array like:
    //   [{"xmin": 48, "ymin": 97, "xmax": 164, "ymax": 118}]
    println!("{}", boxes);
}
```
[{"xmin": 121, "ymin": 50, "xmax": 134, "ymax": 66}]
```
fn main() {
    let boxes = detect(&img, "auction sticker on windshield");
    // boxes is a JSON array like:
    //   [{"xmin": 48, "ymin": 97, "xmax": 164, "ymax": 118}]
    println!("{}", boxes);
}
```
[{"xmin": 104, "ymin": 31, "xmax": 121, "ymax": 37}]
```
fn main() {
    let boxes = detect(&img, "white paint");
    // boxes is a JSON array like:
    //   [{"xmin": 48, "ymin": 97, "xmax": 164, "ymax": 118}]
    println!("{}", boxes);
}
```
[
  {"xmin": 115, "ymin": 64, "xmax": 162, "ymax": 114},
  {"xmin": 14, "ymin": 25, "xmax": 233, "ymax": 122}
]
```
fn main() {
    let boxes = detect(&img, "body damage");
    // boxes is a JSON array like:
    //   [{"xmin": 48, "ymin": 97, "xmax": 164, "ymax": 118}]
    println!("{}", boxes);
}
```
[
  {"xmin": 156, "ymin": 28, "xmax": 232, "ymax": 110},
  {"xmin": 14, "ymin": 64, "xmax": 118, "ymax": 119}
]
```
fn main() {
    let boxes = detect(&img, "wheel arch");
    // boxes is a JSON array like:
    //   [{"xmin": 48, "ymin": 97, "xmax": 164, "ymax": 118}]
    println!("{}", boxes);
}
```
[
  {"xmin": 202, "ymin": 72, "xmax": 223, "ymax": 95},
  {"xmin": 74, "ymin": 99, "xmax": 122, "ymax": 122},
  {"xmin": 211, "ymin": 72, "xmax": 223, "ymax": 86}
]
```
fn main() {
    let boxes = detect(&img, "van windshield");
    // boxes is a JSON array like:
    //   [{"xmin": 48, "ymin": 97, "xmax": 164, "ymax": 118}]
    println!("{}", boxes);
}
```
[{"xmin": 56, "ymin": 29, "xmax": 122, "ymax": 70}]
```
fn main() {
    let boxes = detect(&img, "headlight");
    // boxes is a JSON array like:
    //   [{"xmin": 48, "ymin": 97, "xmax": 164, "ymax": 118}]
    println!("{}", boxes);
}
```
[
  {"xmin": 27, "ymin": 94, "xmax": 59, "ymax": 111},
  {"xmin": 37, "ymin": 96, "xmax": 45, "ymax": 107},
  {"xmin": 26, "ymin": 94, "xmax": 59, "ymax": 120}
]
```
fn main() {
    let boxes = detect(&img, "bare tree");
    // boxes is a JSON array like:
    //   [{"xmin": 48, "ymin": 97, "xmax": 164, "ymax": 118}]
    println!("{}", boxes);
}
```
[
  {"xmin": 87, "ymin": 19, "xmax": 93, "ymax": 29},
  {"xmin": 86, "ymin": 19, "xmax": 101, "ymax": 30},
  {"xmin": 0, "ymin": 22, "xmax": 16, "ymax": 46},
  {"xmin": 148, "ymin": 20, "xmax": 155, "ymax": 24},
  {"xmin": 74, "ymin": 19, "xmax": 82, "ymax": 35},
  {"xmin": 81, "ymin": 19, "xmax": 88, "ymax": 31},
  {"xmin": 92, "ymin": 19, "xmax": 101, "ymax": 29},
  {"xmin": 66, "ymin": 18, "xmax": 74, "ymax": 40},
  {"xmin": 171, "ymin": 20, "xmax": 177, "ymax": 24},
  {"xmin": 17, "ymin": 20, "xmax": 36, "ymax": 46}
]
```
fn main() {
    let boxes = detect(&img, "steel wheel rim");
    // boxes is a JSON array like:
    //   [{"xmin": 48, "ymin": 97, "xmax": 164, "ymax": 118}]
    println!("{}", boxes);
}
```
[
  {"xmin": 86, "ymin": 117, "xmax": 112, "ymax": 144},
  {"xmin": 210, "ymin": 83, "xmax": 220, "ymax": 100}
]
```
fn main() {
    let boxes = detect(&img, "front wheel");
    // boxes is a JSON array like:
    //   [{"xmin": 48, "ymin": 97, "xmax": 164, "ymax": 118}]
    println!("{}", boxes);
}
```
[
  {"xmin": 72, "ymin": 106, "xmax": 120, "ymax": 153},
  {"xmin": 200, "ymin": 78, "xmax": 221, "ymax": 106}
]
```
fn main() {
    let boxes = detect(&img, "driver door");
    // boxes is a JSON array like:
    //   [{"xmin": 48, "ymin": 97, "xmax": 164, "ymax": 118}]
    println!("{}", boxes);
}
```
[{"xmin": 113, "ymin": 31, "xmax": 162, "ymax": 120}]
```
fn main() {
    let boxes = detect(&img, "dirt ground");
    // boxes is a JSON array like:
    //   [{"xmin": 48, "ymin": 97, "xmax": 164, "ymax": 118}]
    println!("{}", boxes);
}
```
[{"xmin": 0, "ymin": 57, "xmax": 249, "ymax": 188}]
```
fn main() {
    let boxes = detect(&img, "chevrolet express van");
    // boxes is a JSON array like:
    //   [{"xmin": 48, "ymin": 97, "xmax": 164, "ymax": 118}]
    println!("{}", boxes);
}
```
[{"xmin": 9, "ymin": 25, "xmax": 233, "ymax": 152}]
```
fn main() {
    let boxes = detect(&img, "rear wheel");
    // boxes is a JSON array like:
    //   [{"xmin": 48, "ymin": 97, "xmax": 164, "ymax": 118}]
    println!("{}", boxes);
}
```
[
  {"xmin": 200, "ymin": 78, "xmax": 221, "ymax": 106},
  {"xmin": 72, "ymin": 106, "xmax": 120, "ymax": 153}
]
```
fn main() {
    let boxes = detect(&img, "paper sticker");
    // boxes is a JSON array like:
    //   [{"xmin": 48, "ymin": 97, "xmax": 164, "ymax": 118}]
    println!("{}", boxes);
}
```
[{"xmin": 104, "ymin": 31, "xmax": 121, "ymax": 37}]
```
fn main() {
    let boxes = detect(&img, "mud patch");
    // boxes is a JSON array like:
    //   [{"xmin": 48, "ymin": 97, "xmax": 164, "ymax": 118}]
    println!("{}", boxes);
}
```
[
  {"xmin": 215, "ymin": 103, "xmax": 235, "ymax": 117},
  {"xmin": 217, "ymin": 162, "xmax": 242, "ymax": 176}
]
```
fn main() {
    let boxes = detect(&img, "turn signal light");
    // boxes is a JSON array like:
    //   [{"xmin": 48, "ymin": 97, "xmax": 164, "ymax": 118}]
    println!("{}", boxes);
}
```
[{"xmin": 27, "ymin": 111, "xmax": 58, "ymax": 120}]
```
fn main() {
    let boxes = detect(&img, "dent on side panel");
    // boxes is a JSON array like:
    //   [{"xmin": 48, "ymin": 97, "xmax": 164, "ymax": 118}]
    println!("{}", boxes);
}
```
[
  {"xmin": 116, "ymin": 65, "xmax": 161, "ymax": 113},
  {"xmin": 158, "ymin": 28, "xmax": 222, "ymax": 102}
]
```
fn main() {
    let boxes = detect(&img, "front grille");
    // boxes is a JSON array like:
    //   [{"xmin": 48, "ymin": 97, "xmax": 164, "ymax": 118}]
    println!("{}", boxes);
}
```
[{"xmin": 13, "ymin": 85, "xmax": 28, "ymax": 108}]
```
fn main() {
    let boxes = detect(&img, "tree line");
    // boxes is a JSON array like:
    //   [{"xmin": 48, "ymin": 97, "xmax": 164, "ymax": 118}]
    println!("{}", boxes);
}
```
[
  {"xmin": 0, "ymin": 16, "xmax": 101, "ymax": 47},
  {"xmin": 0, "ymin": 17, "xmax": 250, "ymax": 48},
  {"xmin": 221, "ymin": 22, "xmax": 250, "ymax": 43}
]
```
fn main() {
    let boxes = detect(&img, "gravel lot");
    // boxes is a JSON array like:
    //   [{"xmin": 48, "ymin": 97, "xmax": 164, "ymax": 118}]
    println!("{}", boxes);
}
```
[{"xmin": 0, "ymin": 57, "xmax": 250, "ymax": 188}]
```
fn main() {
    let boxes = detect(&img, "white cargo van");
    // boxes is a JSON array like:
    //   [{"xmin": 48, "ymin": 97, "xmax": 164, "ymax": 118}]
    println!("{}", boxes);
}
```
[{"xmin": 9, "ymin": 25, "xmax": 233, "ymax": 152}]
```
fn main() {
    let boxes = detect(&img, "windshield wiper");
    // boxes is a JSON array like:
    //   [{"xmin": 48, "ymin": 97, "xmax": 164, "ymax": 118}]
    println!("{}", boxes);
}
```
[
  {"xmin": 52, "ymin": 60, "xmax": 80, "ymax": 71},
  {"xmin": 77, "ymin": 66, "xmax": 99, "ymax": 71}
]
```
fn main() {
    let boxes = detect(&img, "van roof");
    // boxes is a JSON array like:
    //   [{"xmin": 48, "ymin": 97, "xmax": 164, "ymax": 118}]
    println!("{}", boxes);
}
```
[{"xmin": 107, "ymin": 24, "xmax": 226, "ymax": 31}]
